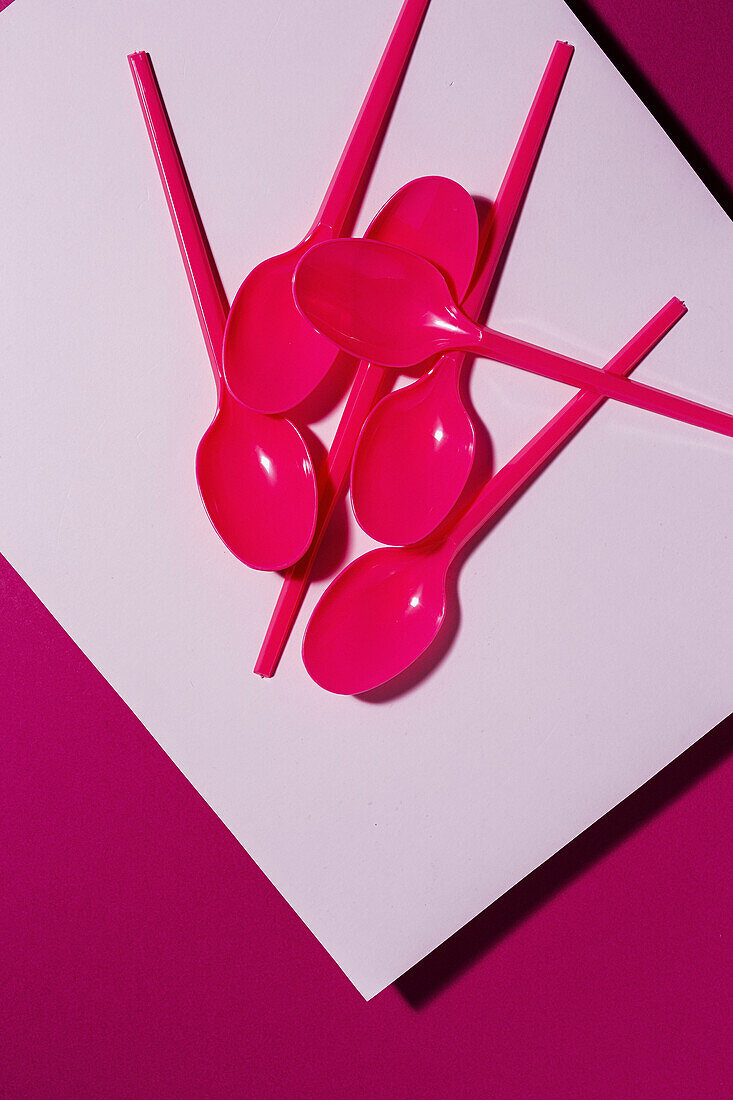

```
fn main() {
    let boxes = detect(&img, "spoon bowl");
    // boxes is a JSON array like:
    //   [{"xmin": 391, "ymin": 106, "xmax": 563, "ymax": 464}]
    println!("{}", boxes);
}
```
[
  {"xmin": 196, "ymin": 390, "xmax": 317, "ymax": 571},
  {"xmin": 366, "ymin": 177, "xmax": 478, "ymax": 300},
  {"xmin": 303, "ymin": 544, "xmax": 449, "ymax": 695},
  {"xmin": 351, "ymin": 352, "xmax": 474, "ymax": 544},
  {"xmin": 222, "ymin": 232, "xmax": 340, "ymax": 414},
  {"xmin": 294, "ymin": 237, "xmax": 473, "ymax": 366}
]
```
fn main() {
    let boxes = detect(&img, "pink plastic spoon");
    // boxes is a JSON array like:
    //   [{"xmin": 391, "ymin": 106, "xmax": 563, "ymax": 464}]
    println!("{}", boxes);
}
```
[
  {"xmin": 351, "ymin": 42, "xmax": 573, "ymax": 545},
  {"xmin": 294, "ymin": 238, "xmax": 733, "ymax": 438},
  {"xmin": 303, "ymin": 298, "xmax": 686, "ymax": 694},
  {"xmin": 222, "ymin": 0, "xmax": 430, "ymax": 414},
  {"xmin": 129, "ymin": 52, "xmax": 318, "ymax": 571},
  {"xmin": 254, "ymin": 175, "xmax": 479, "ymax": 677}
]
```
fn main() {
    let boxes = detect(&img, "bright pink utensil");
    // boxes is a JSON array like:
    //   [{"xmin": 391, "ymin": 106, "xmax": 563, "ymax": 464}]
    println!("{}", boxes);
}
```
[
  {"xmin": 222, "ymin": 0, "xmax": 430, "ymax": 414},
  {"xmin": 129, "ymin": 52, "xmax": 318, "ymax": 572},
  {"xmin": 254, "ymin": 175, "xmax": 479, "ymax": 677},
  {"xmin": 295, "ymin": 238, "xmax": 733, "ymax": 438},
  {"xmin": 351, "ymin": 42, "xmax": 572, "ymax": 545},
  {"xmin": 303, "ymin": 298, "xmax": 687, "ymax": 694}
]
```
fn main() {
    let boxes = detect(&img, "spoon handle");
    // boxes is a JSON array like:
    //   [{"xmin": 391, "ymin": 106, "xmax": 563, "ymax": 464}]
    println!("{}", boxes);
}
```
[
  {"xmin": 128, "ymin": 52, "xmax": 228, "ymax": 395},
  {"xmin": 464, "ymin": 41, "xmax": 573, "ymax": 315},
  {"xmin": 446, "ymin": 298, "xmax": 687, "ymax": 553},
  {"xmin": 433, "ymin": 42, "xmax": 573, "ymax": 443},
  {"xmin": 435, "ymin": 44, "xmax": 573, "ymax": 418},
  {"xmin": 471, "ymin": 319, "xmax": 733, "ymax": 439},
  {"xmin": 314, "ymin": 0, "xmax": 429, "ymax": 234},
  {"xmin": 254, "ymin": 361, "xmax": 388, "ymax": 676}
]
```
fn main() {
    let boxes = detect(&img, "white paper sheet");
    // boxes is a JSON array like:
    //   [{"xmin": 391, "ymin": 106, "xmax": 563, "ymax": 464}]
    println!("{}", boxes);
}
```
[{"xmin": 0, "ymin": 0, "xmax": 730, "ymax": 998}]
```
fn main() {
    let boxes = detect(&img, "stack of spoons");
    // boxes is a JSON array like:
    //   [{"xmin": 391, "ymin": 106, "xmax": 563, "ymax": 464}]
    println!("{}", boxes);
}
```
[{"xmin": 130, "ymin": 22, "xmax": 732, "ymax": 696}]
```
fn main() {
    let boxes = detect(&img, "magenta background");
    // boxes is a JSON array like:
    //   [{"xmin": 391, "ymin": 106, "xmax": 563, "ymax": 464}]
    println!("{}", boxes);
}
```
[{"xmin": 1, "ymin": 1, "xmax": 731, "ymax": 1094}]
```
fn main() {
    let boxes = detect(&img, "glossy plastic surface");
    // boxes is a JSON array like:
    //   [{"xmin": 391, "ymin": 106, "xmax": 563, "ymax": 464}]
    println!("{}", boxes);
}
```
[
  {"xmin": 296, "ymin": 237, "xmax": 472, "ymax": 360},
  {"xmin": 254, "ymin": 176, "xmax": 478, "ymax": 677},
  {"xmin": 351, "ymin": 42, "xmax": 573, "ymax": 545},
  {"xmin": 303, "ymin": 298, "xmax": 687, "ymax": 694},
  {"xmin": 222, "ymin": 0, "xmax": 430, "ymax": 413},
  {"xmin": 128, "ymin": 52, "xmax": 318, "ymax": 571},
  {"xmin": 351, "ymin": 358, "xmax": 471, "ymax": 543},
  {"xmin": 295, "ymin": 237, "xmax": 733, "ymax": 438}
]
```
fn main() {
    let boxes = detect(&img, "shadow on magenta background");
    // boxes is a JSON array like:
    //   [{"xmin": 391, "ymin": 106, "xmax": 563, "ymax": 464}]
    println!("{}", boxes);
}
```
[
  {"xmin": 398, "ymin": 711, "xmax": 732, "ymax": 1006},
  {"xmin": 1, "ymin": 0, "xmax": 731, "ymax": 1095}
]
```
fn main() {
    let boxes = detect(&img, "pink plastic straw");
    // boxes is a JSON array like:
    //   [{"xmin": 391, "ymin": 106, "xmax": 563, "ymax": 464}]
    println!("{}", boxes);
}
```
[
  {"xmin": 313, "ymin": 0, "xmax": 430, "ymax": 234},
  {"xmin": 254, "ymin": 41, "xmax": 573, "ymax": 678},
  {"xmin": 128, "ymin": 51, "xmax": 227, "ymax": 399}
]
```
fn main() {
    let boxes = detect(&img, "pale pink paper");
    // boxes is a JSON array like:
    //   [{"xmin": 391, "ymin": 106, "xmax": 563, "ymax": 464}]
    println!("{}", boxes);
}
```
[{"xmin": 0, "ymin": 0, "xmax": 730, "ymax": 999}]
